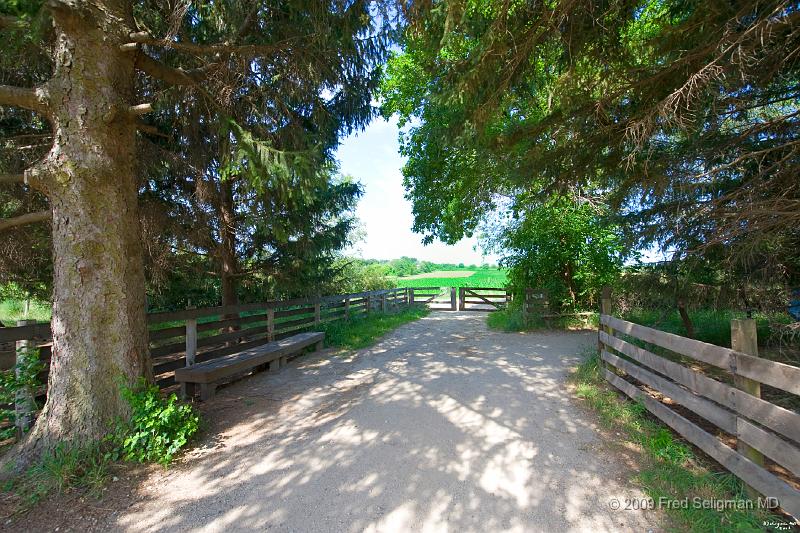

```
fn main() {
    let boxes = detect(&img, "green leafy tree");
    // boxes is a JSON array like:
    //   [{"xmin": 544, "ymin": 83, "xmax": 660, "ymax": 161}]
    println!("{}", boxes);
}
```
[
  {"xmin": 388, "ymin": 256, "xmax": 419, "ymax": 277},
  {"xmin": 383, "ymin": 0, "xmax": 800, "ymax": 283},
  {"xmin": 491, "ymin": 196, "xmax": 625, "ymax": 310}
]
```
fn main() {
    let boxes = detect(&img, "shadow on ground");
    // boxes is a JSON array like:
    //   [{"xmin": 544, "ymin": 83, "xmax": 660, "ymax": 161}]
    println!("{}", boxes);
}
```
[{"xmin": 109, "ymin": 312, "xmax": 659, "ymax": 532}]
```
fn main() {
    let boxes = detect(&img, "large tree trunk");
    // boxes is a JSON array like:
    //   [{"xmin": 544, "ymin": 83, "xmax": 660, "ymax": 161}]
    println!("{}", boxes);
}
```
[
  {"xmin": 10, "ymin": 1, "xmax": 149, "ymax": 464},
  {"xmin": 219, "ymin": 178, "xmax": 239, "ymax": 308},
  {"xmin": 563, "ymin": 261, "xmax": 578, "ymax": 305}
]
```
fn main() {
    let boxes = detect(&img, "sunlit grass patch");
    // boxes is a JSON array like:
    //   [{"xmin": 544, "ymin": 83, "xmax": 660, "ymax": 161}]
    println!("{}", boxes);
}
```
[
  {"xmin": 0, "ymin": 298, "xmax": 51, "ymax": 325},
  {"xmin": 321, "ymin": 306, "xmax": 429, "ymax": 351}
]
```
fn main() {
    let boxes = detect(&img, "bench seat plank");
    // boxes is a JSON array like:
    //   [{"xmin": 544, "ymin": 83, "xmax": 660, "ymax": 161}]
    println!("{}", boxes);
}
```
[{"xmin": 174, "ymin": 331, "xmax": 324, "ymax": 385}]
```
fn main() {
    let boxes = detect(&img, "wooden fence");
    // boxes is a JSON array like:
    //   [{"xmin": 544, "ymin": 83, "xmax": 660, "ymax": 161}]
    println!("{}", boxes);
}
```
[
  {"xmin": 458, "ymin": 287, "xmax": 510, "ymax": 311},
  {"xmin": 407, "ymin": 286, "xmax": 511, "ymax": 311},
  {"xmin": 408, "ymin": 287, "xmax": 442, "ymax": 306},
  {"xmin": 598, "ymin": 307, "xmax": 800, "ymax": 518},
  {"xmin": 0, "ymin": 287, "xmax": 412, "ymax": 396}
]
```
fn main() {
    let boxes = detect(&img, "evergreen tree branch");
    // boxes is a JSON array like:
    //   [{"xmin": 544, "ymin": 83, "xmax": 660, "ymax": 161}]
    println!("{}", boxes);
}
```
[
  {"xmin": 0, "ymin": 210, "xmax": 49, "ymax": 232},
  {"xmin": 134, "ymin": 53, "xmax": 207, "ymax": 86},
  {"xmin": 0, "ymin": 85, "xmax": 49, "ymax": 114},
  {"xmin": 128, "ymin": 31, "xmax": 301, "ymax": 58}
]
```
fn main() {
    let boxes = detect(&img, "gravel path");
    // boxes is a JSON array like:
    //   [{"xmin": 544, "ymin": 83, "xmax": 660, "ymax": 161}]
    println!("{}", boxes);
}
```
[{"xmin": 112, "ymin": 312, "xmax": 661, "ymax": 532}]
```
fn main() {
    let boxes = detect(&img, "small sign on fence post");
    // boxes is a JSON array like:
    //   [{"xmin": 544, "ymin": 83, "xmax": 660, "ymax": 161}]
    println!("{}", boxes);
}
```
[
  {"xmin": 731, "ymin": 318, "xmax": 764, "ymax": 499},
  {"xmin": 14, "ymin": 319, "xmax": 37, "ymax": 437}
]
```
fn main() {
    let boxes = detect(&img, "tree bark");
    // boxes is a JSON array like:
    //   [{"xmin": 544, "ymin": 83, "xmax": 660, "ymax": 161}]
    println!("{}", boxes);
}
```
[
  {"xmin": 219, "ymin": 178, "xmax": 239, "ymax": 309},
  {"xmin": 563, "ymin": 261, "xmax": 578, "ymax": 305},
  {"xmin": 9, "ymin": 1, "xmax": 150, "ymax": 465},
  {"xmin": 677, "ymin": 298, "xmax": 695, "ymax": 339}
]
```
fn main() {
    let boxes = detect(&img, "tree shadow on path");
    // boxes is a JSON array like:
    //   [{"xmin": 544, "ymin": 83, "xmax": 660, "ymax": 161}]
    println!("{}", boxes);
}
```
[{"xmin": 111, "ymin": 312, "xmax": 661, "ymax": 532}]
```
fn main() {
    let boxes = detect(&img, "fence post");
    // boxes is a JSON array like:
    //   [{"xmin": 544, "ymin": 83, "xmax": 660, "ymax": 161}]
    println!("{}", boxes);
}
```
[
  {"xmin": 345, "ymin": 297, "xmax": 350, "ymax": 320},
  {"xmin": 366, "ymin": 293, "xmax": 371, "ymax": 313},
  {"xmin": 450, "ymin": 287, "xmax": 457, "ymax": 311},
  {"xmin": 523, "ymin": 289, "xmax": 531, "ymax": 325},
  {"xmin": 731, "ymin": 318, "xmax": 763, "ymax": 499},
  {"xmin": 598, "ymin": 286, "xmax": 613, "ymax": 358},
  {"xmin": 459, "ymin": 287, "xmax": 465, "ymax": 311},
  {"xmin": 185, "ymin": 308, "xmax": 197, "ymax": 367},
  {"xmin": 381, "ymin": 293, "xmax": 387, "ymax": 313},
  {"xmin": 267, "ymin": 308, "xmax": 275, "ymax": 341},
  {"xmin": 409, "ymin": 288, "xmax": 414, "ymax": 305},
  {"xmin": 14, "ymin": 319, "xmax": 36, "ymax": 437},
  {"xmin": 314, "ymin": 302, "xmax": 321, "ymax": 326}
]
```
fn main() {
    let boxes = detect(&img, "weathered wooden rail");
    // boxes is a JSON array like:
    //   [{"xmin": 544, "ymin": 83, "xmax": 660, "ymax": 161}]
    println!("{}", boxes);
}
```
[
  {"xmin": 0, "ymin": 287, "xmax": 412, "ymax": 395},
  {"xmin": 458, "ymin": 287, "xmax": 510, "ymax": 311},
  {"xmin": 598, "ymin": 308, "xmax": 800, "ymax": 518},
  {"xmin": 407, "ymin": 286, "xmax": 511, "ymax": 311}
]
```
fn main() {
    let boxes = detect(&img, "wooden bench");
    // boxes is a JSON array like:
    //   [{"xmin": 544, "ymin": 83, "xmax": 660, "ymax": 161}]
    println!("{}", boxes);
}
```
[{"xmin": 174, "ymin": 331, "xmax": 324, "ymax": 401}]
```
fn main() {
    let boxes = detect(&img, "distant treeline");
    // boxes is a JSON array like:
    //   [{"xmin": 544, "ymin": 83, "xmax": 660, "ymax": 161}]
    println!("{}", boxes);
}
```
[{"xmin": 352, "ymin": 257, "xmax": 499, "ymax": 278}]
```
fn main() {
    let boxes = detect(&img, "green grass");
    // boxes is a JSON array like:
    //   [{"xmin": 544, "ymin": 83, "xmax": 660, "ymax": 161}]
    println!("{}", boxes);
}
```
[
  {"xmin": 487, "ymin": 308, "xmax": 598, "ymax": 332},
  {"xmin": 620, "ymin": 308, "xmax": 791, "ymax": 349},
  {"xmin": 321, "ymin": 306, "xmax": 429, "ymax": 350},
  {"xmin": 573, "ymin": 350, "xmax": 790, "ymax": 532},
  {"xmin": 392, "ymin": 268, "xmax": 507, "ymax": 289},
  {"xmin": 3, "ymin": 443, "xmax": 109, "ymax": 510},
  {"xmin": 0, "ymin": 298, "xmax": 51, "ymax": 325}
]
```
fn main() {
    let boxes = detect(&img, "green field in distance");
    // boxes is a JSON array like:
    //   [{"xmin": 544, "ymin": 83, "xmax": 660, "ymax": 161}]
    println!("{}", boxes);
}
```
[{"xmin": 391, "ymin": 268, "xmax": 508, "ymax": 288}]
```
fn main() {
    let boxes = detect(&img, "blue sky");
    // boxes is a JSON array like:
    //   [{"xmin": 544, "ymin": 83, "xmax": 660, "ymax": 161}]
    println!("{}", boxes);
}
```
[{"xmin": 335, "ymin": 115, "xmax": 499, "ymax": 265}]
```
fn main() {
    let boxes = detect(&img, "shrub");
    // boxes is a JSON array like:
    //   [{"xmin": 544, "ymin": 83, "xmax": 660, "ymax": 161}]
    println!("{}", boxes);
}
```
[
  {"xmin": 486, "ymin": 309, "xmax": 527, "ymax": 331},
  {"xmin": 106, "ymin": 379, "xmax": 199, "ymax": 465}
]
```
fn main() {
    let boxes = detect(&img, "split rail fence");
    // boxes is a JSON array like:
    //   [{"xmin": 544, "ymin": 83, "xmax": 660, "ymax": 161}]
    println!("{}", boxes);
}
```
[{"xmin": 598, "ymin": 295, "xmax": 800, "ymax": 518}]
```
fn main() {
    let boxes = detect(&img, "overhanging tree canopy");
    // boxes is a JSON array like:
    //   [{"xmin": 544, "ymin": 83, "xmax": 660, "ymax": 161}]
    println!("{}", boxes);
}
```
[{"xmin": 382, "ymin": 0, "xmax": 800, "ymax": 279}]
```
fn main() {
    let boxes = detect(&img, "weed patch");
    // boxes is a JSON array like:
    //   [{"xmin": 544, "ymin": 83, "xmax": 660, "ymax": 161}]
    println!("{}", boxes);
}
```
[
  {"xmin": 105, "ymin": 379, "xmax": 199, "ymax": 466},
  {"xmin": 487, "ymin": 308, "xmax": 597, "ymax": 332},
  {"xmin": 3, "ymin": 443, "xmax": 108, "ymax": 509},
  {"xmin": 3, "ymin": 379, "xmax": 199, "ymax": 512}
]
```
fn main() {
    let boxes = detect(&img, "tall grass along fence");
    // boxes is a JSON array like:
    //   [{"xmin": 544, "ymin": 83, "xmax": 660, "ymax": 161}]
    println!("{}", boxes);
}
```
[
  {"xmin": 0, "ymin": 288, "xmax": 412, "ymax": 433},
  {"xmin": 521, "ymin": 288, "xmax": 595, "ymax": 326},
  {"xmin": 597, "ymin": 291, "xmax": 800, "ymax": 519}
]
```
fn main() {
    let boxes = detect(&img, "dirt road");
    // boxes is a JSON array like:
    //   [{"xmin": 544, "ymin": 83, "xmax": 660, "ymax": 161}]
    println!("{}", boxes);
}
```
[{"xmin": 108, "ymin": 311, "xmax": 659, "ymax": 532}]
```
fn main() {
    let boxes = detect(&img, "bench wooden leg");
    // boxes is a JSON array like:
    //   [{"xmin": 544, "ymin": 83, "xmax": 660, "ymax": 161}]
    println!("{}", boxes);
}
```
[
  {"xmin": 279, "ymin": 356, "xmax": 287, "ymax": 367},
  {"xmin": 180, "ymin": 382, "xmax": 196, "ymax": 400},
  {"xmin": 199, "ymin": 383, "xmax": 216, "ymax": 401},
  {"xmin": 315, "ymin": 340, "xmax": 323, "ymax": 351},
  {"xmin": 269, "ymin": 359, "xmax": 280, "ymax": 372}
]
